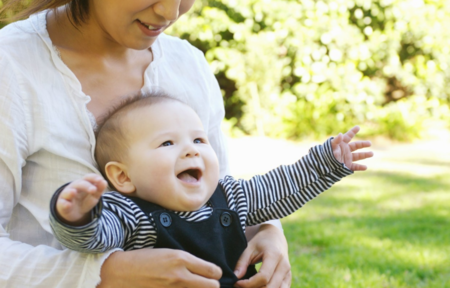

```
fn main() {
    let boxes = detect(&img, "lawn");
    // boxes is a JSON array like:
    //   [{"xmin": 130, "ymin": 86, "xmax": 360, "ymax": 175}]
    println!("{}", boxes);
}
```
[
  {"xmin": 283, "ymin": 171, "xmax": 450, "ymax": 288},
  {"xmin": 229, "ymin": 131, "xmax": 450, "ymax": 288}
]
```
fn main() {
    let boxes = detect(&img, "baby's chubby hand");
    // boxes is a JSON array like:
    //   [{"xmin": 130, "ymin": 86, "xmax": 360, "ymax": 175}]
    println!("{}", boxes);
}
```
[
  {"xmin": 331, "ymin": 126, "xmax": 374, "ymax": 171},
  {"xmin": 56, "ymin": 173, "xmax": 107, "ymax": 226}
]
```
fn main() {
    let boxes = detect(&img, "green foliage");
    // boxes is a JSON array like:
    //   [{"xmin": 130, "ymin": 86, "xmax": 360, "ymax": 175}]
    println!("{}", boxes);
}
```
[
  {"xmin": 2, "ymin": 0, "xmax": 449, "ymax": 139},
  {"xmin": 167, "ymin": 0, "xmax": 450, "ymax": 140}
]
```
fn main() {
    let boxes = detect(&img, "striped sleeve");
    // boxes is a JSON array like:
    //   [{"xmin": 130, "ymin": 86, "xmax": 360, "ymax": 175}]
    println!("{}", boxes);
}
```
[
  {"xmin": 50, "ymin": 191, "xmax": 157, "ymax": 253},
  {"xmin": 222, "ymin": 137, "xmax": 353, "ymax": 227}
]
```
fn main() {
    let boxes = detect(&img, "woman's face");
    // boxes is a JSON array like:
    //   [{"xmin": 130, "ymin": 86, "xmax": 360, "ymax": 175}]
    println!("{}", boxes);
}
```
[{"xmin": 89, "ymin": 0, "xmax": 196, "ymax": 50}]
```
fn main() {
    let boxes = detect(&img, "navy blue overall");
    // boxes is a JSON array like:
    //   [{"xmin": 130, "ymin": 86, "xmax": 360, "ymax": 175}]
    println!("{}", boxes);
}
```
[{"xmin": 128, "ymin": 184, "xmax": 257, "ymax": 287}]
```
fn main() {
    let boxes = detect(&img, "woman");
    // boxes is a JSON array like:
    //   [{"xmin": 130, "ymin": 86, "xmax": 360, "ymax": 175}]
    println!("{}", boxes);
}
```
[{"xmin": 0, "ymin": 0, "xmax": 291, "ymax": 287}]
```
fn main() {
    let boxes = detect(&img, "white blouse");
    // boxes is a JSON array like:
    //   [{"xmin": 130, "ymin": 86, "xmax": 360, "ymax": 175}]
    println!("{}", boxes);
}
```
[{"xmin": 0, "ymin": 11, "xmax": 230, "ymax": 287}]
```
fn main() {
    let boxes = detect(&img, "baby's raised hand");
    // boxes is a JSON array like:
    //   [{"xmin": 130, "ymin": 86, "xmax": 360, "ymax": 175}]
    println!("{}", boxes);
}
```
[
  {"xmin": 331, "ymin": 126, "xmax": 374, "ymax": 171},
  {"xmin": 56, "ymin": 174, "xmax": 107, "ymax": 226}
]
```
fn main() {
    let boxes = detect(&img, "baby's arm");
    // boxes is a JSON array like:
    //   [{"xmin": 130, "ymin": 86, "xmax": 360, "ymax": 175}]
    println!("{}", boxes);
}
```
[
  {"xmin": 56, "ymin": 174, "xmax": 107, "ymax": 226},
  {"xmin": 51, "ymin": 181, "xmax": 157, "ymax": 253},
  {"xmin": 224, "ymin": 125, "xmax": 373, "ymax": 226}
]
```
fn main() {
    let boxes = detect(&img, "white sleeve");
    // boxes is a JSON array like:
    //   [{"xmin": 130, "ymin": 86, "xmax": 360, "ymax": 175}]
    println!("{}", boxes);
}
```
[
  {"xmin": 0, "ymin": 53, "xmax": 118, "ymax": 287},
  {"xmin": 196, "ymin": 50, "xmax": 288, "ymax": 233},
  {"xmin": 200, "ymin": 53, "xmax": 230, "ymax": 178},
  {"xmin": 196, "ymin": 49, "xmax": 284, "ymax": 230}
]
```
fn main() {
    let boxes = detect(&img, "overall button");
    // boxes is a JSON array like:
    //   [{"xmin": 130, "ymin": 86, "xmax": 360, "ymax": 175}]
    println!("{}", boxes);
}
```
[
  {"xmin": 160, "ymin": 213, "xmax": 172, "ymax": 227},
  {"xmin": 220, "ymin": 212, "xmax": 232, "ymax": 227}
]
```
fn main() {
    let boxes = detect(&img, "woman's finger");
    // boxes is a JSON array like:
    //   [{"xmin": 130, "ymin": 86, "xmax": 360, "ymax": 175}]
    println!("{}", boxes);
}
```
[
  {"xmin": 233, "ymin": 242, "xmax": 257, "ymax": 279},
  {"xmin": 249, "ymin": 251, "xmax": 279, "ymax": 287},
  {"xmin": 184, "ymin": 252, "xmax": 223, "ymax": 281},
  {"xmin": 234, "ymin": 224, "xmax": 290, "ymax": 288},
  {"xmin": 280, "ymin": 270, "xmax": 292, "ymax": 288},
  {"xmin": 182, "ymin": 273, "xmax": 221, "ymax": 288},
  {"xmin": 164, "ymin": 250, "xmax": 222, "ymax": 288},
  {"xmin": 98, "ymin": 249, "xmax": 222, "ymax": 288},
  {"xmin": 265, "ymin": 254, "xmax": 291, "ymax": 288}
]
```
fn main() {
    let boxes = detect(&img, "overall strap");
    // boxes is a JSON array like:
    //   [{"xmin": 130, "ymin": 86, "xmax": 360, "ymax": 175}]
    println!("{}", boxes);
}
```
[{"xmin": 209, "ymin": 184, "xmax": 229, "ymax": 209}]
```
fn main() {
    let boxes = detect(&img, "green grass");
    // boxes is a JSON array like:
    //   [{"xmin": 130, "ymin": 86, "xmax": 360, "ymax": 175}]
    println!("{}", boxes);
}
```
[{"xmin": 282, "ymin": 172, "xmax": 450, "ymax": 288}]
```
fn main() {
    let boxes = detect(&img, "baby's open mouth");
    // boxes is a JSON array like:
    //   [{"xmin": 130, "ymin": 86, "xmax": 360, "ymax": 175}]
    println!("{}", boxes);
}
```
[{"xmin": 177, "ymin": 169, "xmax": 202, "ymax": 183}]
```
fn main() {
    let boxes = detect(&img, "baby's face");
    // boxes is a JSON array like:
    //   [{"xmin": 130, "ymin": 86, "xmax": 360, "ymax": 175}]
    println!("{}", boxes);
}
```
[{"xmin": 122, "ymin": 101, "xmax": 220, "ymax": 211}]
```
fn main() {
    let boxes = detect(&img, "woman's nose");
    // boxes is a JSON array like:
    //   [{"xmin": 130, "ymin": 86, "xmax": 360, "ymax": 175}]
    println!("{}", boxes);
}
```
[{"xmin": 153, "ymin": 0, "xmax": 181, "ymax": 21}]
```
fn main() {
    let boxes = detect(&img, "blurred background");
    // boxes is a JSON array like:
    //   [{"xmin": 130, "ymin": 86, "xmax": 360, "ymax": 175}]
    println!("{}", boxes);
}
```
[
  {"xmin": 167, "ymin": 0, "xmax": 450, "ymax": 141},
  {"xmin": 169, "ymin": 2, "xmax": 450, "ymax": 286},
  {"xmin": 2, "ymin": 0, "xmax": 449, "ymax": 287}
]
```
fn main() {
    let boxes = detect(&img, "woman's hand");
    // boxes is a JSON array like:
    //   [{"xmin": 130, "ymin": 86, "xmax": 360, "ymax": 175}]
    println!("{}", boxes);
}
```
[
  {"xmin": 98, "ymin": 248, "xmax": 222, "ymax": 288},
  {"xmin": 234, "ymin": 224, "xmax": 291, "ymax": 288}
]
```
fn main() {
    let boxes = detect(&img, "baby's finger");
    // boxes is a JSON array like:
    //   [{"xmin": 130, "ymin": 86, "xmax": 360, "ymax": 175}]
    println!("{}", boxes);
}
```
[
  {"xmin": 352, "ymin": 151, "xmax": 374, "ymax": 161},
  {"xmin": 331, "ymin": 133, "xmax": 343, "ymax": 150},
  {"xmin": 97, "ymin": 178, "xmax": 108, "ymax": 189},
  {"xmin": 349, "ymin": 140, "xmax": 371, "ymax": 152},
  {"xmin": 91, "ymin": 178, "xmax": 107, "ymax": 196},
  {"xmin": 83, "ymin": 173, "xmax": 104, "ymax": 184},
  {"xmin": 70, "ymin": 179, "xmax": 100, "ymax": 195},
  {"xmin": 59, "ymin": 187, "xmax": 77, "ymax": 201},
  {"xmin": 56, "ymin": 197, "xmax": 74, "ymax": 212},
  {"xmin": 350, "ymin": 163, "xmax": 368, "ymax": 171},
  {"xmin": 343, "ymin": 126, "xmax": 360, "ymax": 143},
  {"xmin": 93, "ymin": 182, "xmax": 107, "ymax": 198}
]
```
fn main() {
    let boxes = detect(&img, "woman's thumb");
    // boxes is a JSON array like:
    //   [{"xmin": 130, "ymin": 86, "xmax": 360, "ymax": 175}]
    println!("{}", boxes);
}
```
[{"xmin": 233, "ymin": 248, "xmax": 252, "ymax": 279}]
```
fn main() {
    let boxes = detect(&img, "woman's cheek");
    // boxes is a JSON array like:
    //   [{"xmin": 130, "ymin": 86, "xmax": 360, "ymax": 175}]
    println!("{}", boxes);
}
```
[{"xmin": 179, "ymin": 0, "xmax": 196, "ymax": 16}]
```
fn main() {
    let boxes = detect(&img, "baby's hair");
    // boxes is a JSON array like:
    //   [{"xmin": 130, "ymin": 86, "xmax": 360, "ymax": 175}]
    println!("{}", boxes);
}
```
[{"xmin": 95, "ymin": 92, "xmax": 185, "ymax": 182}]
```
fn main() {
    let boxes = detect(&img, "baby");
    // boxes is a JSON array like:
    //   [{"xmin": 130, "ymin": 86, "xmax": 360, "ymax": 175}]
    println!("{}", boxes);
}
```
[{"xmin": 50, "ymin": 93, "xmax": 373, "ymax": 287}]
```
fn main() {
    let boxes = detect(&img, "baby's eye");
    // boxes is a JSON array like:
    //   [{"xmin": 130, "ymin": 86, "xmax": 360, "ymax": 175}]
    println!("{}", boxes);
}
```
[
  {"xmin": 160, "ymin": 141, "xmax": 173, "ymax": 147},
  {"xmin": 194, "ymin": 138, "xmax": 204, "ymax": 144}
]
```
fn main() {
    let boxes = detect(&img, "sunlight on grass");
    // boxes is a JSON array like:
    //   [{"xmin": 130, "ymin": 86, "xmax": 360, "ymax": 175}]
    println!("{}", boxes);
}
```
[
  {"xmin": 376, "ymin": 191, "xmax": 450, "ymax": 211},
  {"xmin": 281, "ymin": 170, "xmax": 450, "ymax": 287},
  {"xmin": 354, "ymin": 236, "xmax": 448, "ymax": 267}
]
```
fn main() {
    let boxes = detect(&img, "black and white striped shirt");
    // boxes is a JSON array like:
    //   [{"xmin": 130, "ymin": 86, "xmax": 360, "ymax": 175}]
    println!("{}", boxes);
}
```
[{"xmin": 50, "ymin": 138, "xmax": 353, "ymax": 253}]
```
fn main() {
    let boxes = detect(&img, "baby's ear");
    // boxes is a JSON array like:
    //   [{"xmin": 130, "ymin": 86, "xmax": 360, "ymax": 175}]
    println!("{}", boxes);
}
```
[{"xmin": 105, "ymin": 161, "xmax": 136, "ymax": 194}]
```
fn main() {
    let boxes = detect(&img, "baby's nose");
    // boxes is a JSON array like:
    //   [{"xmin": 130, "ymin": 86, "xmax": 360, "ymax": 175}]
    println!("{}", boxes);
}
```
[
  {"xmin": 185, "ymin": 150, "xmax": 200, "ymax": 157},
  {"xmin": 183, "ymin": 144, "xmax": 200, "ymax": 158}
]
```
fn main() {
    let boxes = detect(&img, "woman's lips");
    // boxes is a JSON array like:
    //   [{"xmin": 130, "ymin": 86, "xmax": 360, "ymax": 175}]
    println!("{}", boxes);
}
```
[{"xmin": 136, "ymin": 20, "xmax": 166, "ymax": 37}]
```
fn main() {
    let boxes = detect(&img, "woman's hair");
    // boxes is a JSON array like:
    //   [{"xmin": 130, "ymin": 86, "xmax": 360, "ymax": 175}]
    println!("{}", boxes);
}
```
[{"xmin": 0, "ymin": 0, "xmax": 89, "ymax": 25}]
